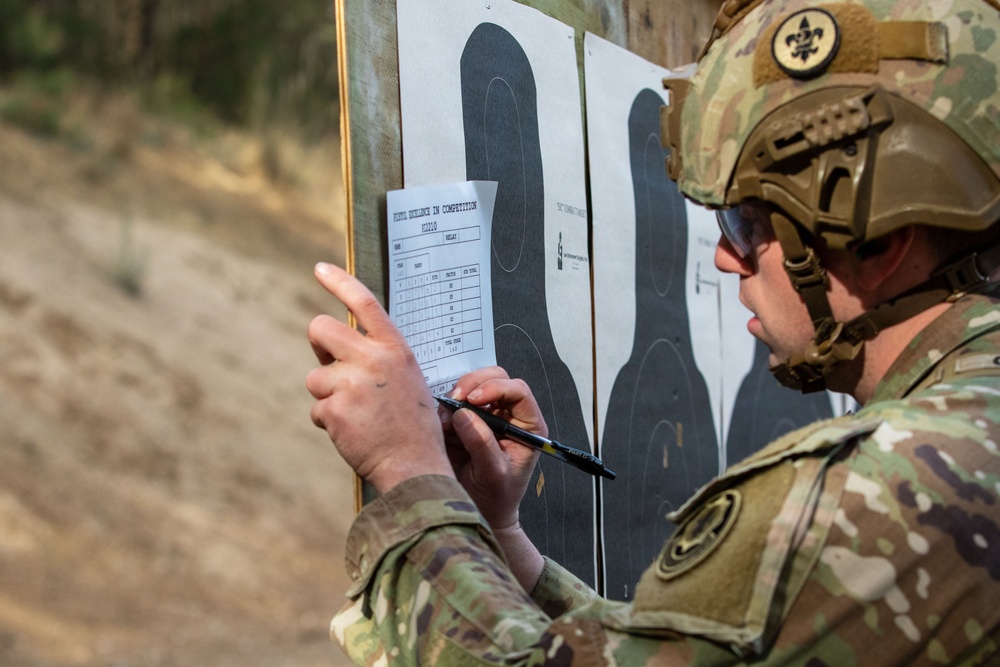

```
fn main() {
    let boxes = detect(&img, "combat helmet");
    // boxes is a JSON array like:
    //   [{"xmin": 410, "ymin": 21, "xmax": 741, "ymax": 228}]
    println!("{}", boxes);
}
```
[{"xmin": 661, "ymin": 0, "xmax": 1000, "ymax": 392}]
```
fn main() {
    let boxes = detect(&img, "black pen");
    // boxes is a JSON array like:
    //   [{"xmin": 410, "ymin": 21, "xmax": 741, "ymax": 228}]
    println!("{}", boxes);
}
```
[{"xmin": 436, "ymin": 396, "xmax": 616, "ymax": 480}]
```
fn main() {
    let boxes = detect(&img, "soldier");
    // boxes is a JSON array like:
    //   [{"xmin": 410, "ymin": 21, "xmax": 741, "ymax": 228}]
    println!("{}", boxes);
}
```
[{"xmin": 307, "ymin": 0, "xmax": 1000, "ymax": 664}]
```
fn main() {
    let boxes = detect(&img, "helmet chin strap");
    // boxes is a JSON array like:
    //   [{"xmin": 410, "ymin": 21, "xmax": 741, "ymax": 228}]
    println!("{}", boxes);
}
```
[
  {"xmin": 770, "ymin": 322, "xmax": 863, "ymax": 394},
  {"xmin": 768, "ymin": 212, "xmax": 862, "ymax": 393},
  {"xmin": 767, "ymin": 213, "xmax": 1000, "ymax": 394}
]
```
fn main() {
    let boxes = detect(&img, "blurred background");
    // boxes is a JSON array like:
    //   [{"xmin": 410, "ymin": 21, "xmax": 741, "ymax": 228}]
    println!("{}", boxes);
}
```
[{"xmin": 0, "ymin": 1, "xmax": 355, "ymax": 664}]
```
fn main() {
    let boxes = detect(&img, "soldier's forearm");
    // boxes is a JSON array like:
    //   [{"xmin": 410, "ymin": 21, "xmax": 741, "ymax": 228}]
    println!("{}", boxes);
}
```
[{"xmin": 492, "ymin": 521, "xmax": 545, "ymax": 594}]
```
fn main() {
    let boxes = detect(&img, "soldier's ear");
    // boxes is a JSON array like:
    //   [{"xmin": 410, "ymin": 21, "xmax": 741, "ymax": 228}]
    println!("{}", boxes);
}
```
[{"xmin": 854, "ymin": 226, "xmax": 916, "ymax": 293}]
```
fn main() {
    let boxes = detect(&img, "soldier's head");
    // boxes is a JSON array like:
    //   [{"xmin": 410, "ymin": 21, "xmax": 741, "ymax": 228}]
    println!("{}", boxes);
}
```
[{"xmin": 663, "ymin": 0, "xmax": 1000, "ymax": 394}]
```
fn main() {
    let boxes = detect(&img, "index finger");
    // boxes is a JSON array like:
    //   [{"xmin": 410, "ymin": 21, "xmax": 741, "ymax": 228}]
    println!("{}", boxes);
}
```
[
  {"xmin": 462, "ymin": 375, "xmax": 547, "ymax": 438},
  {"xmin": 314, "ymin": 263, "xmax": 400, "ymax": 343},
  {"xmin": 450, "ymin": 366, "xmax": 511, "ymax": 401}
]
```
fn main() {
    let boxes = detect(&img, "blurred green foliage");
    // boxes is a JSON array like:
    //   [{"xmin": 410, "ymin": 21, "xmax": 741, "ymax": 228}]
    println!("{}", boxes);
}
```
[
  {"xmin": 0, "ymin": 0, "xmax": 339, "ymax": 138},
  {"xmin": 0, "ymin": 68, "xmax": 74, "ymax": 138}
]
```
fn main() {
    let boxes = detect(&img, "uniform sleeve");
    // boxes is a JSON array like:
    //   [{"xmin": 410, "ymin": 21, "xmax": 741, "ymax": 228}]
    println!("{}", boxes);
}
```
[
  {"xmin": 530, "ymin": 556, "xmax": 599, "ymax": 618},
  {"xmin": 329, "ymin": 474, "xmax": 736, "ymax": 666},
  {"xmin": 767, "ymin": 389, "xmax": 1000, "ymax": 663}
]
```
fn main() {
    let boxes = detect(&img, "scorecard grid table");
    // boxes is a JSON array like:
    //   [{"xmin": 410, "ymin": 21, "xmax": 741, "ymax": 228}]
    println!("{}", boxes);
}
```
[{"xmin": 393, "ymin": 257, "xmax": 486, "ymax": 395}]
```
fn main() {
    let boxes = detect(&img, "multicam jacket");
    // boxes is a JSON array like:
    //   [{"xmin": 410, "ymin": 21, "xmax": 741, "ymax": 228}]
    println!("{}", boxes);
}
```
[{"xmin": 331, "ymin": 285, "xmax": 1000, "ymax": 665}]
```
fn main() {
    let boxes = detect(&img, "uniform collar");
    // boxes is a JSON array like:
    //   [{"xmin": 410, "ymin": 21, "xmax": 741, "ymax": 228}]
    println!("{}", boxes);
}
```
[{"xmin": 869, "ymin": 282, "xmax": 1000, "ymax": 403}]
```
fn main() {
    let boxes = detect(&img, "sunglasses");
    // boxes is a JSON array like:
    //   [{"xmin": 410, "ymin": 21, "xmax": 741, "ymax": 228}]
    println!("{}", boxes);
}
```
[{"xmin": 716, "ymin": 202, "xmax": 775, "ymax": 259}]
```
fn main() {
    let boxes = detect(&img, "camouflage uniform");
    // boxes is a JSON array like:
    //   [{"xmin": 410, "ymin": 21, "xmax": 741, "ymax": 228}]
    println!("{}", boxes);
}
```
[{"xmin": 331, "ymin": 283, "xmax": 1000, "ymax": 665}]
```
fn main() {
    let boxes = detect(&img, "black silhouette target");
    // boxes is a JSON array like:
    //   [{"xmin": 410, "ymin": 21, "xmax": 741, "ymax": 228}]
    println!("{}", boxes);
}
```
[
  {"xmin": 461, "ymin": 22, "xmax": 596, "ymax": 585},
  {"xmin": 600, "ymin": 89, "xmax": 719, "ymax": 601}
]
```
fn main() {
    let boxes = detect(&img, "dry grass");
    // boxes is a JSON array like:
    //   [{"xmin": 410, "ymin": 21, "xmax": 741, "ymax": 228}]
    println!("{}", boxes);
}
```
[{"xmin": 0, "ymin": 84, "xmax": 355, "ymax": 666}]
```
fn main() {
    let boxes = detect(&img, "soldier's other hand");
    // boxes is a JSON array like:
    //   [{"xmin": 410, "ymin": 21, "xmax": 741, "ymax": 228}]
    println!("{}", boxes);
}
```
[{"xmin": 306, "ymin": 263, "xmax": 453, "ymax": 493}]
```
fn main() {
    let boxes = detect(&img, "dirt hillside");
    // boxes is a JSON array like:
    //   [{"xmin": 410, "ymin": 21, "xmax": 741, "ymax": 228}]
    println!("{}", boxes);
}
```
[{"xmin": 0, "ymin": 92, "xmax": 358, "ymax": 666}]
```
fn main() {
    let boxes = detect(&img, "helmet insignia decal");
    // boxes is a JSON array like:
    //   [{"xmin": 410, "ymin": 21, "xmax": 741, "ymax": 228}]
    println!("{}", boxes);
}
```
[{"xmin": 772, "ymin": 8, "xmax": 841, "ymax": 78}]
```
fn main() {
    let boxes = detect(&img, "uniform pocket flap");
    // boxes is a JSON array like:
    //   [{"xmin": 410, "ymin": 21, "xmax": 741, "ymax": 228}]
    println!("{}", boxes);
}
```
[{"xmin": 610, "ymin": 419, "xmax": 876, "ymax": 657}]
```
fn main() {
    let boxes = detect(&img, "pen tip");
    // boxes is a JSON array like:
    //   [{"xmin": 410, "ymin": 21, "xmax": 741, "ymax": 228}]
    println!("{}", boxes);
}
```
[{"xmin": 435, "ymin": 396, "xmax": 458, "ymax": 409}]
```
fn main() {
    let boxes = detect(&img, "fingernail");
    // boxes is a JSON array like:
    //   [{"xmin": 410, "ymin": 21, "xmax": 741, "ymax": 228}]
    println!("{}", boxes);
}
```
[
  {"xmin": 315, "ymin": 262, "xmax": 334, "ymax": 275},
  {"xmin": 449, "ymin": 386, "xmax": 464, "ymax": 401},
  {"xmin": 467, "ymin": 389, "xmax": 482, "ymax": 402}
]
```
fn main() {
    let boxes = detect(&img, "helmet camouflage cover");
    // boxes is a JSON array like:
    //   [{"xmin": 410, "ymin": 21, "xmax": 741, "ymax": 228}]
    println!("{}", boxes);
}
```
[{"xmin": 666, "ymin": 0, "xmax": 1000, "ymax": 218}]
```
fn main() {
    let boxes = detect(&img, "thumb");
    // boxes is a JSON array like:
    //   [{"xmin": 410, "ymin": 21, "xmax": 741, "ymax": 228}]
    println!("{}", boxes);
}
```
[{"xmin": 452, "ymin": 408, "xmax": 507, "ymax": 481}]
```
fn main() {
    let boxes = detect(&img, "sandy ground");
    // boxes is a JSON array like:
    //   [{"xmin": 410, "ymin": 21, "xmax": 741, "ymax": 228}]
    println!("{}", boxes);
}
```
[{"xmin": 0, "ymin": 102, "xmax": 359, "ymax": 665}]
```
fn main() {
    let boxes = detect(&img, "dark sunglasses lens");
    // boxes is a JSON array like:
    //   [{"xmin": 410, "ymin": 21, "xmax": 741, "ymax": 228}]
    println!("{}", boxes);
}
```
[{"xmin": 716, "ymin": 207, "xmax": 755, "ymax": 258}]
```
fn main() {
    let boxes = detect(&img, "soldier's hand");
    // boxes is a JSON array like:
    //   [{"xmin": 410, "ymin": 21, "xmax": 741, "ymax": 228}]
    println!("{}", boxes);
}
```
[
  {"xmin": 306, "ymin": 263, "xmax": 453, "ymax": 493},
  {"xmin": 442, "ymin": 367, "xmax": 543, "ymax": 531}
]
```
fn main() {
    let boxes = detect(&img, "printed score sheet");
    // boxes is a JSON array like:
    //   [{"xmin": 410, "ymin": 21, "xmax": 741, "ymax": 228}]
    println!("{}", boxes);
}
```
[{"xmin": 387, "ymin": 181, "xmax": 499, "ymax": 396}]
